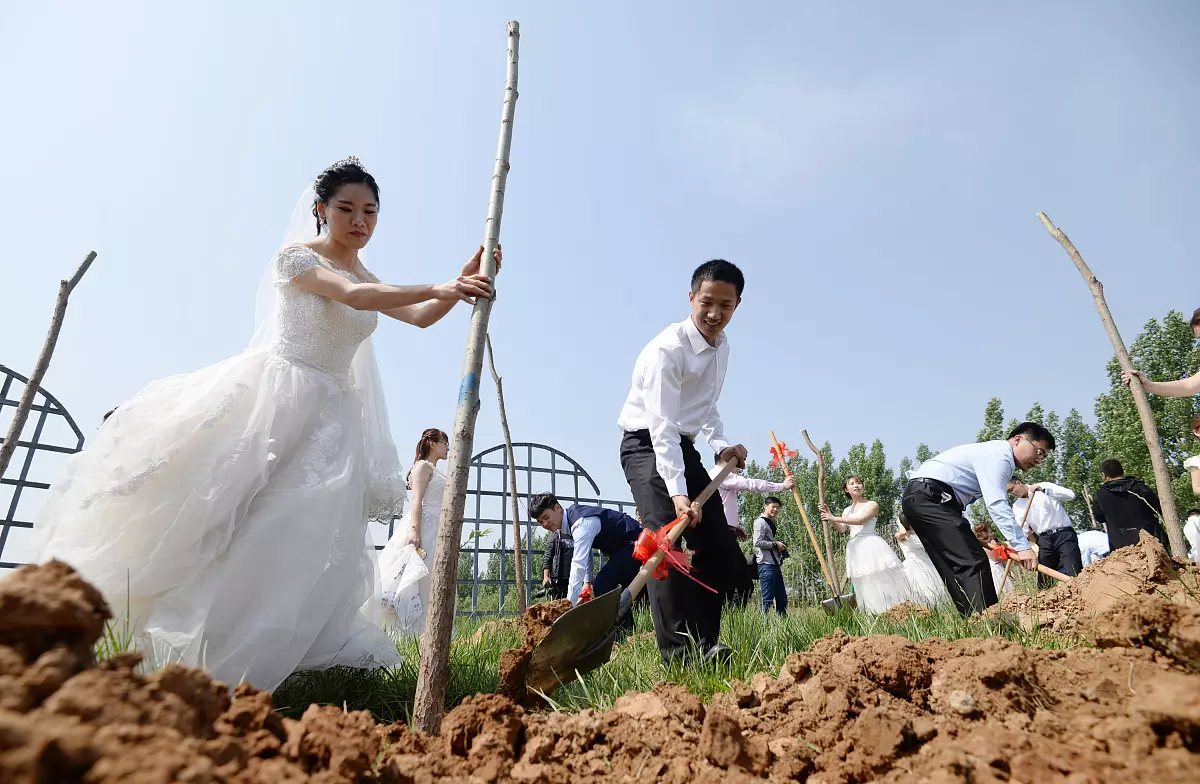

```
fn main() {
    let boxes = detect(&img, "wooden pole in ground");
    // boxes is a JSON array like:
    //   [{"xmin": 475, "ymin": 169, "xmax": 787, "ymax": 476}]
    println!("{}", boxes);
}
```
[
  {"xmin": 0, "ymin": 251, "xmax": 97, "ymax": 480},
  {"xmin": 485, "ymin": 333, "xmax": 526, "ymax": 613},
  {"xmin": 801, "ymin": 429, "xmax": 841, "ymax": 589},
  {"xmin": 767, "ymin": 431, "xmax": 837, "ymax": 597},
  {"xmin": 414, "ymin": 21, "xmax": 520, "ymax": 735},
  {"xmin": 1036, "ymin": 212, "xmax": 1186, "ymax": 557}
]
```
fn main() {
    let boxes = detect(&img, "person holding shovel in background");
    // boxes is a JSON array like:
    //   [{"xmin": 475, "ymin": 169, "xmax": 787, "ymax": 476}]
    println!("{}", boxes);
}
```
[
  {"xmin": 528, "ymin": 493, "xmax": 642, "ymax": 630},
  {"xmin": 617, "ymin": 260, "xmax": 749, "ymax": 665},
  {"xmin": 710, "ymin": 456, "xmax": 795, "ymax": 606},
  {"xmin": 1008, "ymin": 478, "xmax": 1083, "ymax": 587},
  {"xmin": 901, "ymin": 422, "xmax": 1053, "ymax": 616}
]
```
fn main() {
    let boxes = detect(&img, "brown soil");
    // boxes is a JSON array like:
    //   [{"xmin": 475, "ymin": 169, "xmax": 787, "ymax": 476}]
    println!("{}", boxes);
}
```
[
  {"xmin": 879, "ymin": 601, "xmax": 934, "ymax": 623},
  {"xmin": 3, "ymin": 553, "xmax": 1200, "ymax": 783},
  {"xmin": 496, "ymin": 599, "xmax": 571, "ymax": 706},
  {"xmin": 996, "ymin": 530, "xmax": 1200, "ymax": 637}
]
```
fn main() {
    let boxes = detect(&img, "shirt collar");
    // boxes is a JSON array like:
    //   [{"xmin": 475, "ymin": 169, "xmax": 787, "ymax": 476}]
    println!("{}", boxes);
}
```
[{"xmin": 682, "ymin": 316, "xmax": 724, "ymax": 355}]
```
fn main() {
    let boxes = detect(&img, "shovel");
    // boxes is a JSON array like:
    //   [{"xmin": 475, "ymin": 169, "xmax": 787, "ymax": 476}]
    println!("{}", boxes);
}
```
[{"xmin": 525, "ymin": 459, "xmax": 737, "ymax": 695}]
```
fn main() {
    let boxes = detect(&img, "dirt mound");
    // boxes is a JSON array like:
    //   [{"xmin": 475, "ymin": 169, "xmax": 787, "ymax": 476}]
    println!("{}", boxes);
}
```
[
  {"xmin": 4, "ymin": 560, "xmax": 1200, "ymax": 782},
  {"xmin": 496, "ymin": 599, "xmax": 571, "ymax": 705},
  {"xmin": 997, "ymin": 530, "xmax": 1200, "ymax": 635},
  {"xmin": 879, "ymin": 601, "xmax": 934, "ymax": 623}
]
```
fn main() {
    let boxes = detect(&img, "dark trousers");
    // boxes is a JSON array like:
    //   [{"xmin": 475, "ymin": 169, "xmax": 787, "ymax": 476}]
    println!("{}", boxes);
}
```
[
  {"xmin": 546, "ymin": 579, "xmax": 568, "ymax": 600},
  {"xmin": 594, "ymin": 543, "xmax": 641, "ymax": 630},
  {"xmin": 901, "ymin": 479, "xmax": 998, "ymax": 617},
  {"xmin": 758, "ymin": 561, "xmax": 787, "ymax": 616},
  {"xmin": 620, "ymin": 430, "xmax": 740, "ymax": 659},
  {"xmin": 1036, "ymin": 527, "xmax": 1083, "ymax": 589},
  {"xmin": 725, "ymin": 557, "xmax": 755, "ymax": 607}
]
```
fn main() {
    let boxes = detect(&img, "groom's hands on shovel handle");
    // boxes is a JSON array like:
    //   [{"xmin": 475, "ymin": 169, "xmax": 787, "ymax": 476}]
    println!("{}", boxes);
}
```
[
  {"xmin": 1011, "ymin": 547, "xmax": 1039, "ymax": 571},
  {"xmin": 670, "ymin": 445, "xmax": 747, "ymax": 528}
]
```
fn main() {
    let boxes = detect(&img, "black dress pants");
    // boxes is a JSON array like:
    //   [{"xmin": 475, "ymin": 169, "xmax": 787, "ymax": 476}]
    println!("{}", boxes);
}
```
[
  {"xmin": 1036, "ymin": 527, "xmax": 1083, "ymax": 589},
  {"xmin": 620, "ymin": 430, "xmax": 740, "ymax": 659},
  {"xmin": 901, "ymin": 478, "xmax": 998, "ymax": 617}
]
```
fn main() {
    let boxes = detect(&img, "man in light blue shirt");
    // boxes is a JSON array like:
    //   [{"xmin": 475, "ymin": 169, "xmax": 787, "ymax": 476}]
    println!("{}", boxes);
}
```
[{"xmin": 901, "ymin": 422, "xmax": 1053, "ymax": 616}]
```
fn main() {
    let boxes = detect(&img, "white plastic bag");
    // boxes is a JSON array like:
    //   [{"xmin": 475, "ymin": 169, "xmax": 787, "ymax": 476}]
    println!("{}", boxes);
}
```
[{"xmin": 380, "ymin": 544, "xmax": 429, "ymax": 634}]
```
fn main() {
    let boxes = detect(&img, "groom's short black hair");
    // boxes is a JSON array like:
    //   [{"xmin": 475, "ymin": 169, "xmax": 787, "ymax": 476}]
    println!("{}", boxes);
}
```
[
  {"xmin": 528, "ymin": 493, "xmax": 559, "ymax": 520},
  {"xmin": 691, "ymin": 259, "xmax": 744, "ymax": 297}
]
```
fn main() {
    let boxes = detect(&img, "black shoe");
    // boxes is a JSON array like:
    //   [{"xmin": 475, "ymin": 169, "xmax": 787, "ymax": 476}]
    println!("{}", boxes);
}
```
[{"xmin": 702, "ymin": 643, "xmax": 734, "ymax": 666}]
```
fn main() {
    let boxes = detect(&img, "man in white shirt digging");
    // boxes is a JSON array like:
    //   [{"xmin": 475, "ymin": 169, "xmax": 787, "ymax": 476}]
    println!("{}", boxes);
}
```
[{"xmin": 1008, "ymin": 479, "xmax": 1083, "ymax": 587}]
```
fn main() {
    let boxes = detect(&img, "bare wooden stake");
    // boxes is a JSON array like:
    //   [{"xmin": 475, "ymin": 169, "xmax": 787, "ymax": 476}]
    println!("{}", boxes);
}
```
[
  {"xmin": 801, "ymin": 429, "xmax": 841, "ymax": 589},
  {"xmin": 1037, "ymin": 212, "xmax": 1185, "ymax": 557},
  {"xmin": 413, "ymin": 21, "xmax": 520, "ymax": 736},
  {"xmin": 485, "ymin": 333, "xmax": 526, "ymax": 614},
  {"xmin": 0, "ymin": 251, "xmax": 97, "ymax": 480}
]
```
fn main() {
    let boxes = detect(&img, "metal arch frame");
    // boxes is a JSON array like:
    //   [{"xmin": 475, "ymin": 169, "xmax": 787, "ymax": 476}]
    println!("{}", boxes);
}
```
[
  {"xmin": 458, "ymin": 441, "xmax": 637, "ymax": 619},
  {"xmin": 0, "ymin": 364, "xmax": 85, "ymax": 569}
]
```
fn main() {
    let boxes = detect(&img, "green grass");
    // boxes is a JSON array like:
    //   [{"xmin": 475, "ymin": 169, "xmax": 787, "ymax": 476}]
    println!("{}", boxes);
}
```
[{"xmin": 269, "ymin": 599, "xmax": 1083, "ymax": 724}]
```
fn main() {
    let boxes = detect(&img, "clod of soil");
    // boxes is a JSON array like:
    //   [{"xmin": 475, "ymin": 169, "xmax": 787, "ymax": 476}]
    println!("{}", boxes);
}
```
[
  {"xmin": 879, "ymin": 601, "xmax": 934, "ymax": 623},
  {"xmin": 4, "ymin": 557, "xmax": 1200, "ymax": 783},
  {"xmin": 496, "ymin": 599, "xmax": 571, "ymax": 706},
  {"xmin": 997, "ymin": 530, "xmax": 1200, "ymax": 636}
]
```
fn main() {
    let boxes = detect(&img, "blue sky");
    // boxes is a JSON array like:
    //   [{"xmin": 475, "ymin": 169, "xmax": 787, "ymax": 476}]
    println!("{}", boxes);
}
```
[{"xmin": 2, "ymin": 1, "xmax": 1197, "ymax": 559}]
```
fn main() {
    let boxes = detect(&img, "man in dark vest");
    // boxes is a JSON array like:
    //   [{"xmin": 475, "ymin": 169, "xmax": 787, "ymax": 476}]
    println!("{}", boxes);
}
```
[
  {"xmin": 529, "ymin": 493, "xmax": 643, "ymax": 628},
  {"xmin": 1092, "ymin": 458, "xmax": 1170, "ymax": 552}
]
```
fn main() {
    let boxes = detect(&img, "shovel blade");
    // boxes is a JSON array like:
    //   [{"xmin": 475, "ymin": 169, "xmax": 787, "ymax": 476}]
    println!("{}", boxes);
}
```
[{"xmin": 525, "ymin": 586, "xmax": 623, "ymax": 695}]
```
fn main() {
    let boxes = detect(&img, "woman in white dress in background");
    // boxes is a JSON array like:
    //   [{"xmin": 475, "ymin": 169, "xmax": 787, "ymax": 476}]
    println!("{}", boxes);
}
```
[
  {"xmin": 379, "ymin": 428, "xmax": 448, "ymax": 636},
  {"xmin": 34, "ymin": 157, "xmax": 498, "ymax": 692},
  {"xmin": 820, "ymin": 476, "xmax": 909, "ymax": 614},
  {"xmin": 895, "ymin": 513, "xmax": 950, "ymax": 607}
]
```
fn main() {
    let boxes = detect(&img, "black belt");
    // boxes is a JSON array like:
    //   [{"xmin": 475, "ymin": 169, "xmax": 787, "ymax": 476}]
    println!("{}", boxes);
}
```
[{"xmin": 906, "ymin": 477, "xmax": 963, "ymax": 512}]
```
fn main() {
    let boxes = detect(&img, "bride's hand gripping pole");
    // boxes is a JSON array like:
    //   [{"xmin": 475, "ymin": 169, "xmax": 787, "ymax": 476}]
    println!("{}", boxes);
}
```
[{"xmin": 768, "ymin": 430, "xmax": 838, "ymax": 598}]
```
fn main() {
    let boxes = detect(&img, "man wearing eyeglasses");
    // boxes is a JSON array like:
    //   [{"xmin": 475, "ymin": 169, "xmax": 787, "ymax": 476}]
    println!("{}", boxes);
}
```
[{"xmin": 900, "ymin": 422, "xmax": 1055, "ymax": 617}]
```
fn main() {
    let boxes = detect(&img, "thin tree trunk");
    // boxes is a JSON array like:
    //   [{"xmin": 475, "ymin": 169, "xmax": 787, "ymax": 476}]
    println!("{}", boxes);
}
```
[
  {"xmin": 413, "ymin": 21, "xmax": 520, "ymax": 736},
  {"xmin": 801, "ymin": 430, "xmax": 841, "ymax": 589},
  {"xmin": 1037, "ymin": 212, "xmax": 1185, "ymax": 557},
  {"xmin": 0, "ymin": 252, "xmax": 97, "ymax": 480},
  {"xmin": 485, "ymin": 333, "xmax": 526, "ymax": 614}
]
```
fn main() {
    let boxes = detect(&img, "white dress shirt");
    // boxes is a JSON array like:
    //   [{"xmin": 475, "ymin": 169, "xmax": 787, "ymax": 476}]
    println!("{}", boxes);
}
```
[
  {"xmin": 912, "ymin": 440, "xmax": 1031, "ymax": 551},
  {"xmin": 617, "ymin": 317, "xmax": 731, "ymax": 498},
  {"xmin": 1077, "ymin": 529, "xmax": 1110, "ymax": 565},
  {"xmin": 565, "ymin": 515, "xmax": 600, "ymax": 606},
  {"xmin": 709, "ymin": 465, "xmax": 787, "ymax": 529},
  {"xmin": 1012, "ymin": 482, "xmax": 1076, "ymax": 536}
]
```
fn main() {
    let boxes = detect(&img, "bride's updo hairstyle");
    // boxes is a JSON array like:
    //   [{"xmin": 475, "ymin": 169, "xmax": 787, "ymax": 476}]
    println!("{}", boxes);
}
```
[{"xmin": 312, "ymin": 156, "xmax": 381, "ymax": 234}]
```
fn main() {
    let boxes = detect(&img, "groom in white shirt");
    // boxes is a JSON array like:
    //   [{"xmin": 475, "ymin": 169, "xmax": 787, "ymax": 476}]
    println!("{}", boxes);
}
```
[{"xmin": 618, "ymin": 259, "xmax": 748, "ymax": 664}]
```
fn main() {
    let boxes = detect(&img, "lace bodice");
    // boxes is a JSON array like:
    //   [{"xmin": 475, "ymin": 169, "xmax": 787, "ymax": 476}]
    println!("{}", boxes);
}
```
[
  {"xmin": 898, "ymin": 534, "xmax": 926, "ymax": 558},
  {"xmin": 272, "ymin": 244, "xmax": 378, "ymax": 377},
  {"xmin": 411, "ymin": 461, "xmax": 445, "ymax": 522},
  {"xmin": 843, "ymin": 503, "xmax": 877, "ymax": 539}
]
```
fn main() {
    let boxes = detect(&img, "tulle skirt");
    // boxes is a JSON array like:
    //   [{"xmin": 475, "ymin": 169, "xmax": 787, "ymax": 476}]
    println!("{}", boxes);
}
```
[
  {"xmin": 845, "ymin": 533, "xmax": 910, "ymax": 614},
  {"xmin": 901, "ymin": 549, "xmax": 950, "ymax": 608},
  {"xmin": 34, "ymin": 348, "xmax": 400, "ymax": 692}
]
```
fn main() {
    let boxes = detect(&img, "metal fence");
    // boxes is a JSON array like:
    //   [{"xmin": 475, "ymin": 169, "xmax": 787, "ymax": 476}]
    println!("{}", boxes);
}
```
[
  {"xmin": 451, "ymin": 442, "xmax": 637, "ymax": 619},
  {"xmin": 0, "ymin": 364, "xmax": 85, "ymax": 571}
]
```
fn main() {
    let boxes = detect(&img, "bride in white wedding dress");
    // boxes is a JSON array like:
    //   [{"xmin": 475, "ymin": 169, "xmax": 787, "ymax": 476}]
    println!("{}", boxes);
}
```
[{"xmin": 33, "ymin": 157, "xmax": 498, "ymax": 692}]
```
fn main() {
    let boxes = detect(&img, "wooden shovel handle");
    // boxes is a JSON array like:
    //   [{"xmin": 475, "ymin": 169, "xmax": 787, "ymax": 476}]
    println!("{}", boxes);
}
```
[{"xmin": 624, "ymin": 460, "xmax": 736, "ymax": 601}]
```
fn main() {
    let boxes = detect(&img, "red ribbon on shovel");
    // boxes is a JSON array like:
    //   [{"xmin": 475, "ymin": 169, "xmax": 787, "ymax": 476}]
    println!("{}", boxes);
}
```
[{"xmin": 632, "ymin": 516, "xmax": 718, "ymax": 593}]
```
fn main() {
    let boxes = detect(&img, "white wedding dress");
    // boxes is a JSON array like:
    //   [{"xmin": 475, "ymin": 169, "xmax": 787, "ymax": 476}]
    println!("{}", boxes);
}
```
[
  {"xmin": 378, "ymin": 460, "xmax": 444, "ymax": 636},
  {"xmin": 897, "ymin": 532, "xmax": 949, "ymax": 608},
  {"xmin": 842, "ymin": 503, "xmax": 910, "ymax": 614},
  {"xmin": 34, "ymin": 242, "xmax": 402, "ymax": 692}
]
